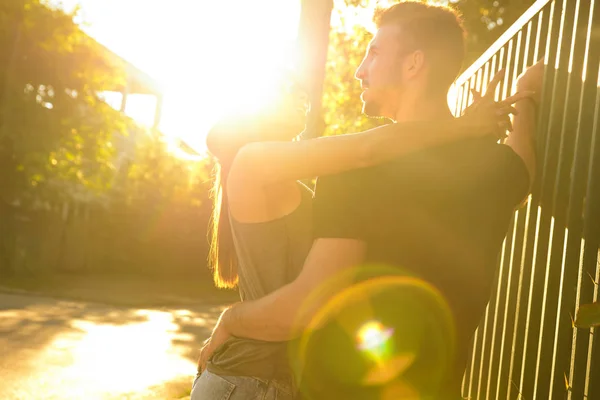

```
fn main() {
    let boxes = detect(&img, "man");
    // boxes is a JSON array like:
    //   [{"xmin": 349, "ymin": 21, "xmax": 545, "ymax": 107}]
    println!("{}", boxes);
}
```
[{"xmin": 200, "ymin": 2, "xmax": 542, "ymax": 398}]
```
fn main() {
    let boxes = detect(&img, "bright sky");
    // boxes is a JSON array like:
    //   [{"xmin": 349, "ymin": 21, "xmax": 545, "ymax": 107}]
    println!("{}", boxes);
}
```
[{"xmin": 53, "ymin": 0, "xmax": 302, "ymax": 153}]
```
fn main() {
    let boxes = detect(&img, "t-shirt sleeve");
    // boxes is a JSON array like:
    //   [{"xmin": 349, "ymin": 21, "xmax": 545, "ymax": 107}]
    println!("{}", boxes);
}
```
[{"xmin": 312, "ymin": 170, "xmax": 368, "ymax": 240}]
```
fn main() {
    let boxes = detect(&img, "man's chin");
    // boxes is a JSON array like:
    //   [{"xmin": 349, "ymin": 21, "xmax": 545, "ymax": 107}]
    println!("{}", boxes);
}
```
[{"xmin": 362, "ymin": 101, "xmax": 382, "ymax": 118}]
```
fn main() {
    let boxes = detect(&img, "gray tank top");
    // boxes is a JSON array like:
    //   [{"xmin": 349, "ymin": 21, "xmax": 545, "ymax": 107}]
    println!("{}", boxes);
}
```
[{"xmin": 207, "ymin": 182, "xmax": 313, "ymax": 380}]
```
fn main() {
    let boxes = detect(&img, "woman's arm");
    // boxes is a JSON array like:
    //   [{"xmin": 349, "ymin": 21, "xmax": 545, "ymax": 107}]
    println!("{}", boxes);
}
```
[
  {"xmin": 228, "ymin": 69, "xmax": 531, "ymax": 187},
  {"xmin": 230, "ymin": 117, "xmax": 481, "ymax": 187},
  {"xmin": 505, "ymin": 60, "xmax": 544, "ymax": 187}
]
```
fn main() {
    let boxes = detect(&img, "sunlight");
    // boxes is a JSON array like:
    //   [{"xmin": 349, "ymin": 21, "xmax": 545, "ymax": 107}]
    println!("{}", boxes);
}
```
[
  {"xmin": 54, "ymin": 0, "xmax": 302, "ymax": 155},
  {"xmin": 46, "ymin": 310, "xmax": 196, "ymax": 397},
  {"xmin": 0, "ymin": 300, "xmax": 221, "ymax": 400}
]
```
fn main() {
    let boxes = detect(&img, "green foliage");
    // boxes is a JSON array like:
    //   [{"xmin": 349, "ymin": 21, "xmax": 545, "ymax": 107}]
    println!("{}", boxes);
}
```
[
  {"xmin": 322, "ymin": 24, "xmax": 386, "ymax": 136},
  {"xmin": 0, "ymin": 0, "xmax": 537, "ymax": 277},
  {"xmin": 0, "ymin": 0, "xmax": 129, "ymax": 206},
  {"xmin": 453, "ymin": 0, "xmax": 536, "ymax": 63},
  {"xmin": 124, "ymin": 132, "xmax": 213, "ymax": 211}
]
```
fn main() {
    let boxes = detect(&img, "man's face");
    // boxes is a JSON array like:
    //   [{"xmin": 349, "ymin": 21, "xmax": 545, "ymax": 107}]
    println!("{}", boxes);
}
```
[{"xmin": 355, "ymin": 25, "xmax": 407, "ymax": 119}]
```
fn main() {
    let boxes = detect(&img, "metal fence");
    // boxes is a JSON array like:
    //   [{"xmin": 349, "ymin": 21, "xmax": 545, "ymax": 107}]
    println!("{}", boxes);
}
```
[{"xmin": 453, "ymin": 0, "xmax": 600, "ymax": 399}]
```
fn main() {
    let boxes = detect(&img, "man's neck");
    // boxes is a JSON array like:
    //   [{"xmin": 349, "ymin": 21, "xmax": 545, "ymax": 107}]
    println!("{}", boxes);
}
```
[{"xmin": 393, "ymin": 94, "xmax": 454, "ymax": 123}]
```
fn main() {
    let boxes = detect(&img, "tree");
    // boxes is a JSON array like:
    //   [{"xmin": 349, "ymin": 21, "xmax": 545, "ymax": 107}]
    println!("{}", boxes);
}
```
[
  {"xmin": 0, "ymin": 0, "xmax": 131, "ymax": 208},
  {"xmin": 321, "ymin": 23, "xmax": 385, "ymax": 137},
  {"xmin": 454, "ymin": 0, "xmax": 536, "ymax": 63},
  {"xmin": 0, "ymin": 0, "xmax": 132, "ymax": 273}
]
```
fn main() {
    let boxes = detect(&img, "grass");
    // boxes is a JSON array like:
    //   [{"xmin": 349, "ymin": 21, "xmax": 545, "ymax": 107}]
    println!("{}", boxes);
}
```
[{"xmin": 0, "ymin": 271, "xmax": 238, "ymax": 307}]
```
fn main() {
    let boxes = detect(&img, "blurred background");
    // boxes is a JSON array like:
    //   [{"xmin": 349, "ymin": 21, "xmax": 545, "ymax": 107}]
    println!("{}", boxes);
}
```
[
  {"xmin": 0, "ymin": 0, "xmax": 534, "ymax": 291},
  {"xmin": 0, "ymin": 0, "xmax": 535, "ymax": 399}
]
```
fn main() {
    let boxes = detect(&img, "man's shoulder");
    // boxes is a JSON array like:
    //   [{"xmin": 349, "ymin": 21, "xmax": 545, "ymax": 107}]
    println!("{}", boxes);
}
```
[
  {"xmin": 315, "ymin": 139, "xmax": 527, "ymax": 192},
  {"xmin": 315, "ymin": 165, "xmax": 380, "ymax": 191}
]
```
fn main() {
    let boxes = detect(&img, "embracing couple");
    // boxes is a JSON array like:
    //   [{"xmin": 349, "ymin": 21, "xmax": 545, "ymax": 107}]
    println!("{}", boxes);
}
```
[{"xmin": 192, "ymin": 2, "xmax": 542, "ymax": 399}]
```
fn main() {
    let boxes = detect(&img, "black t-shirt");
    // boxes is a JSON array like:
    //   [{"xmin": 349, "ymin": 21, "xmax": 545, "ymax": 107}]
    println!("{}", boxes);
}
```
[{"xmin": 311, "ymin": 138, "xmax": 529, "ymax": 397}]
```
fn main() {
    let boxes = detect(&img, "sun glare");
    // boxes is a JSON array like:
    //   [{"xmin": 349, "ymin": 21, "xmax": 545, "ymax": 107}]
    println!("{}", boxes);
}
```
[{"xmin": 55, "ymin": 0, "xmax": 302, "ymax": 155}]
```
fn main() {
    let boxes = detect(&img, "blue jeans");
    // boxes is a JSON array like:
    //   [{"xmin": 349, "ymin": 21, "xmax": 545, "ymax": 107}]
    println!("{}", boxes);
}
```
[{"xmin": 190, "ymin": 370, "xmax": 296, "ymax": 400}]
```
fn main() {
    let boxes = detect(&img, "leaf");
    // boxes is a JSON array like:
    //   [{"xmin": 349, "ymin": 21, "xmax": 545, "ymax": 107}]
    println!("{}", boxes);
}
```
[
  {"xmin": 575, "ymin": 302, "xmax": 600, "ymax": 328},
  {"xmin": 588, "ymin": 271, "xmax": 599, "ymax": 286},
  {"xmin": 564, "ymin": 372, "xmax": 571, "ymax": 392}
]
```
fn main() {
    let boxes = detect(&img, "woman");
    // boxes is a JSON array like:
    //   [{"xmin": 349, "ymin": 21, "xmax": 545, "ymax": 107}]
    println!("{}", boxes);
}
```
[{"xmin": 191, "ymin": 74, "xmax": 521, "ymax": 400}]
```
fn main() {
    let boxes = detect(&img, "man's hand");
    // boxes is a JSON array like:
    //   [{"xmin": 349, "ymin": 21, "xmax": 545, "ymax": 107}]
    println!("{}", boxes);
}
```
[
  {"xmin": 461, "ymin": 69, "xmax": 534, "ymax": 140},
  {"xmin": 197, "ymin": 309, "xmax": 232, "ymax": 374}
]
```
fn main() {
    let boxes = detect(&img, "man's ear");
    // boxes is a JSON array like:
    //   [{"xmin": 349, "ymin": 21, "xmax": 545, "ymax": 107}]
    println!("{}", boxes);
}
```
[{"xmin": 403, "ymin": 50, "xmax": 425, "ymax": 79}]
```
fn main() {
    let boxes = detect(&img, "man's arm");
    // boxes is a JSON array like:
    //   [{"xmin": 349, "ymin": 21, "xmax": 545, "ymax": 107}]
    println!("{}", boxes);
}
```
[
  {"xmin": 198, "ymin": 236, "xmax": 365, "ymax": 372},
  {"xmin": 221, "ymin": 168, "xmax": 369, "ymax": 341},
  {"xmin": 221, "ymin": 238, "xmax": 366, "ymax": 341}
]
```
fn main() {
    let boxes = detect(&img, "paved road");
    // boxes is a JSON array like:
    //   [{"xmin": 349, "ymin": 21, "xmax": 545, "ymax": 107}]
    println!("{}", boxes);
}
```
[{"xmin": 0, "ymin": 292, "xmax": 223, "ymax": 400}]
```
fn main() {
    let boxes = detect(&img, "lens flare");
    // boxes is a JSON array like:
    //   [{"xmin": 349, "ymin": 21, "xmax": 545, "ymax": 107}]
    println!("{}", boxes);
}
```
[
  {"xmin": 291, "ymin": 264, "xmax": 456, "ymax": 400},
  {"xmin": 357, "ymin": 321, "xmax": 394, "ymax": 354}
]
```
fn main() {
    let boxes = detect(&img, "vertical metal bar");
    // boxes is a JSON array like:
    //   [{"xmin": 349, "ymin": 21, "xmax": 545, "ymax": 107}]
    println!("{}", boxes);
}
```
[
  {"xmin": 585, "ymin": 249, "xmax": 600, "ymax": 398},
  {"xmin": 493, "ymin": 34, "xmax": 524, "ymax": 400},
  {"xmin": 545, "ymin": 1, "xmax": 600, "ymax": 397},
  {"xmin": 506, "ymin": 200, "xmax": 534, "ymax": 400},
  {"xmin": 531, "ymin": 2, "xmax": 570, "ymax": 398},
  {"xmin": 475, "ymin": 304, "xmax": 490, "ymax": 398},
  {"xmin": 505, "ymin": 22, "xmax": 537, "ymax": 400},
  {"xmin": 481, "ymin": 62, "xmax": 491, "ymax": 99},
  {"xmin": 546, "ymin": 0, "xmax": 587, "ymax": 396},
  {"xmin": 460, "ymin": 77, "xmax": 472, "ymax": 115},
  {"xmin": 462, "ymin": 63, "xmax": 492, "ymax": 400},
  {"xmin": 449, "ymin": 2, "xmax": 600, "ymax": 399},
  {"xmin": 484, "ymin": 48, "xmax": 507, "ymax": 400},
  {"xmin": 521, "ymin": 4, "xmax": 558, "ymax": 397},
  {"xmin": 518, "ymin": 205, "xmax": 544, "ymax": 396},
  {"xmin": 455, "ymin": 84, "xmax": 465, "ymax": 117},
  {"xmin": 470, "ymin": 63, "xmax": 494, "ymax": 400},
  {"xmin": 567, "ymin": 240, "xmax": 588, "ymax": 400},
  {"xmin": 463, "ymin": 72, "xmax": 484, "ymax": 400},
  {"xmin": 532, "ymin": 216, "xmax": 557, "ymax": 400},
  {"xmin": 582, "ymin": 62, "xmax": 600, "ymax": 400},
  {"xmin": 516, "ymin": 13, "xmax": 548, "ymax": 398},
  {"xmin": 467, "ymin": 326, "xmax": 479, "ymax": 399},
  {"xmin": 494, "ymin": 209, "xmax": 520, "ymax": 400},
  {"xmin": 533, "ymin": 9, "xmax": 545, "ymax": 64},
  {"xmin": 485, "ymin": 236, "xmax": 509, "ymax": 400}
]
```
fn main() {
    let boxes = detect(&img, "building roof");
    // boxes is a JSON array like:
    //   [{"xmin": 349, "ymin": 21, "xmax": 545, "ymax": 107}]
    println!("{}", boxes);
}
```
[{"xmin": 96, "ymin": 41, "xmax": 163, "ymax": 96}]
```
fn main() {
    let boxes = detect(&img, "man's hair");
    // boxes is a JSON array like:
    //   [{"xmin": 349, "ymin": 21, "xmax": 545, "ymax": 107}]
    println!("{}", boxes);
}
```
[{"xmin": 374, "ymin": 1, "xmax": 466, "ymax": 95}]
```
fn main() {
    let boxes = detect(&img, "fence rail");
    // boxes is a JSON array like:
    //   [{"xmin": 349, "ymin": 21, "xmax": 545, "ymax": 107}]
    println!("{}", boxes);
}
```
[{"xmin": 453, "ymin": 0, "xmax": 600, "ymax": 398}]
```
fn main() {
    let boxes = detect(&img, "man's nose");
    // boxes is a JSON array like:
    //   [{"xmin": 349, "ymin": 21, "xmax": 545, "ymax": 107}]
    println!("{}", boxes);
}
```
[{"xmin": 355, "ymin": 65, "xmax": 365, "ymax": 81}]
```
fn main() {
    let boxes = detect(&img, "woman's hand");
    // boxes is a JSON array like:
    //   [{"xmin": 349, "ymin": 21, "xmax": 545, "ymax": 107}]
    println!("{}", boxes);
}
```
[
  {"xmin": 197, "ymin": 310, "xmax": 232, "ymax": 374},
  {"xmin": 460, "ymin": 69, "xmax": 535, "ymax": 140},
  {"xmin": 516, "ymin": 59, "xmax": 545, "ymax": 104}
]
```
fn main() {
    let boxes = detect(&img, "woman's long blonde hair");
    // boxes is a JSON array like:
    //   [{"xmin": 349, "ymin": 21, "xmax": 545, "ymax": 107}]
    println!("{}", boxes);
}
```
[
  {"xmin": 206, "ymin": 117, "xmax": 258, "ymax": 289},
  {"xmin": 206, "ymin": 78, "xmax": 307, "ymax": 288},
  {"xmin": 208, "ymin": 159, "xmax": 238, "ymax": 289}
]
